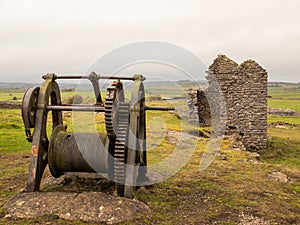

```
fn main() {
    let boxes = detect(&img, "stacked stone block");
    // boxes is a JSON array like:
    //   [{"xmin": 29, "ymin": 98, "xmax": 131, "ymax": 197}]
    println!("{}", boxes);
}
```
[
  {"xmin": 195, "ymin": 54, "xmax": 268, "ymax": 152},
  {"xmin": 187, "ymin": 90, "xmax": 199, "ymax": 124}
]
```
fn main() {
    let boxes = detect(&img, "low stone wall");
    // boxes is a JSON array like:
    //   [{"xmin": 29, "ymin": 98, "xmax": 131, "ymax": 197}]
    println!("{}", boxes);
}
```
[
  {"xmin": 268, "ymin": 107, "xmax": 300, "ymax": 117},
  {"xmin": 0, "ymin": 101, "xmax": 22, "ymax": 109}
]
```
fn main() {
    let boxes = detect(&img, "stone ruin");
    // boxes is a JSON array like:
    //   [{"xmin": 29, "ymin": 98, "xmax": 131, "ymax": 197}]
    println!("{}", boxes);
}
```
[{"xmin": 188, "ymin": 54, "xmax": 268, "ymax": 152}]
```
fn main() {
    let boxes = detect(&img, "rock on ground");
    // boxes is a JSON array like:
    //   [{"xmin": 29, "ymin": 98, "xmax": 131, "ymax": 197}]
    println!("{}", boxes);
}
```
[
  {"xmin": 4, "ymin": 191, "xmax": 149, "ymax": 224},
  {"xmin": 268, "ymin": 171, "xmax": 290, "ymax": 183},
  {"xmin": 238, "ymin": 212, "xmax": 271, "ymax": 225}
]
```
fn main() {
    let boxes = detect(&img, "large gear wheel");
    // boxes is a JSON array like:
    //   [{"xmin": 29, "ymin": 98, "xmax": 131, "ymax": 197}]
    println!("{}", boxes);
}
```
[
  {"xmin": 104, "ymin": 77, "xmax": 147, "ymax": 198},
  {"xmin": 104, "ymin": 81, "xmax": 124, "ymax": 181},
  {"xmin": 114, "ymin": 102, "xmax": 130, "ymax": 196},
  {"xmin": 105, "ymin": 81, "xmax": 124, "ymax": 138}
]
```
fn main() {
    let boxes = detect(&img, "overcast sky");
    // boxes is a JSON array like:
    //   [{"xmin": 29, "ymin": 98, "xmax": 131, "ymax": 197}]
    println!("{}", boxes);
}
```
[{"xmin": 0, "ymin": 0, "xmax": 299, "ymax": 82}]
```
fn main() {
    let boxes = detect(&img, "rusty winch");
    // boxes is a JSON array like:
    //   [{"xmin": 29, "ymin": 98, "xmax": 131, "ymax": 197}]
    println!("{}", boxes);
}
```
[{"xmin": 22, "ymin": 73, "xmax": 174, "ymax": 198}]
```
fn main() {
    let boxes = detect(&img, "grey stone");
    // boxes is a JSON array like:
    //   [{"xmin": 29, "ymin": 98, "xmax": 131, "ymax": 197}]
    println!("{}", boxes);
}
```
[
  {"xmin": 4, "ymin": 192, "xmax": 149, "ymax": 224},
  {"xmin": 268, "ymin": 171, "xmax": 290, "ymax": 183}
]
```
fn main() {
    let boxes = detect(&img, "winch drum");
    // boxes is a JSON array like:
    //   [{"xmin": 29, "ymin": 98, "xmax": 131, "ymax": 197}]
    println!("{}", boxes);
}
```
[{"xmin": 48, "ymin": 125, "xmax": 109, "ymax": 178}]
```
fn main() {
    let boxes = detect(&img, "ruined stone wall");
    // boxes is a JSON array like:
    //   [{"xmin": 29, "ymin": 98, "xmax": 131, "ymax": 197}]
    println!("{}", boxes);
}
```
[
  {"xmin": 187, "ymin": 90, "xmax": 211, "ymax": 124},
  {"xmin": 187, "ymin": 91, "xmax": 199, "ymax": 124},
  {"xmin": 194, "ymin": 54, "xmax": 268, "ymax": 152}
]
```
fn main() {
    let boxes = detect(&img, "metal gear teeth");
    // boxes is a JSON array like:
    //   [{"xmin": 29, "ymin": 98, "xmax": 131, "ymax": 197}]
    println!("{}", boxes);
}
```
[
  {"xmin": 104, "ymin": 81, "xmax": 123, "ymax": 138},
  {"xmin": 114, "ymin": 102, "xmax": 130, "ymax": 196}
]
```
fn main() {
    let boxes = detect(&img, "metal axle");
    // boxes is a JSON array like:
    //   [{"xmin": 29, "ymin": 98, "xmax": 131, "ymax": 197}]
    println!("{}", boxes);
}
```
[
  {"xmin": 46, "ymin": 105, "xmax": 105, "ymax": 112},
  {"xmin": 43, "ymin": 73, "xmax": 146, "ymax": 81},
  {"xmin": 145, "ymin": 106, "xmax": 175, "ymax": 111},
  {"xmin": 46, "ymin": 105, "xmax": 174, "ymax": 112}
]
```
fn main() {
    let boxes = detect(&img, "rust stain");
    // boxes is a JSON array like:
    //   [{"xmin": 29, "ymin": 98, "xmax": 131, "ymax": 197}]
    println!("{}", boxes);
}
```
[
  {"xmin": 32, "ymin": 168, "xmax": 36, "ymax": 179},
  {"xmin": 31, "ymin": 145, "xmax": 38, "ymax": 156}
]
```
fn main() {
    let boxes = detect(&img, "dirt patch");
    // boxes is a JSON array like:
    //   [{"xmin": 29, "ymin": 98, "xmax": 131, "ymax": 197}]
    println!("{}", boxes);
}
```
[
  {"xmin": 4, "ymin": 191, "xmax": 149, "ymax": 224},
  {"xmin": 41, "ymin": 172, "xmax": 115, "ymax": 194},
  {"xmin": 166, "ymin": 131, "xmax": 197, "ymax": 145}
]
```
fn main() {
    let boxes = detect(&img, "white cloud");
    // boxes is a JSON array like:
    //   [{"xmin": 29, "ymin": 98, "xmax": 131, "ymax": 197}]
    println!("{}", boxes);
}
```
[{"xmin": 0, "ymin": 0, "xmax": 299, "ymax": 82}]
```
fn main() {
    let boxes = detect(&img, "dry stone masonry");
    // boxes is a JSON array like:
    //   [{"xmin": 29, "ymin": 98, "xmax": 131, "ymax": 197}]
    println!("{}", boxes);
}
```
[
  {"xmin": 188, "ymin": 90, "xmax": 211, "ymax": 125},
  {"xmin": 189, "ymin": 54, "xmax": 268, "ymax": 152}
]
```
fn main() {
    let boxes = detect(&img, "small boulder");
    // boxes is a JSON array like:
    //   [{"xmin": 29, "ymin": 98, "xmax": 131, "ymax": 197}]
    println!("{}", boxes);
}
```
[{"xmin": 268, "ymin": 171, "xmax": 290, "ymax": 183}]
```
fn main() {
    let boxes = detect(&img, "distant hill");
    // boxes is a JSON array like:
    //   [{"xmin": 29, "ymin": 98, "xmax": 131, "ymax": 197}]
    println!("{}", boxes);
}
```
[
  {"xmin": 0, "ymin": 82, "xmax": 90, "ymax": 91},
  {"xmin": 0, "ymin": 79, "xmax": 208, "ymax": 90},
  {"xmin": 0, "ymin": 82, "xmax": 41, "ymax": 90},
  {"xmin": 1, "ymin": 80, "xmax": 298, "ymax": 90},
  {"xmin": 268, "ymin": 82, "xmax": 300, "ymax": 88},
  {"xmin": 268, "ymin": 81, "xmax": 299, "ymax": 85}
]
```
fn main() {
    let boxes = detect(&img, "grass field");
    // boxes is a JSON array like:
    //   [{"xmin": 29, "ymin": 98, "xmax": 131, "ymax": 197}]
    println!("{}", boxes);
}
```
[
  {"xmin": 268, "ymin": 100, "xmax": 300, "ymax": 112},
  {"xmin": 0, "ymin": 83, "xmax": 300, "ymax": 224},
  {"xmin": 0, "ymin": 109, "xmax": 31, "ymax": 154},
  {"xmin": 0, "ymin": 90, "xmax": 24, "ymax": 102},
  {"xmin": 268, "ymin": 84, "xmax": 300, "ymax": 112}
]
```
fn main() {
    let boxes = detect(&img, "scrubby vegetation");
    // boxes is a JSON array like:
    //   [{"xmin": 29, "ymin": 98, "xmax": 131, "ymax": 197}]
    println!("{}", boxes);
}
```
[{"xmin": 0, "ymin": 83, "xmax": 299, "ymax": 224}]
